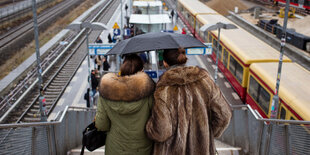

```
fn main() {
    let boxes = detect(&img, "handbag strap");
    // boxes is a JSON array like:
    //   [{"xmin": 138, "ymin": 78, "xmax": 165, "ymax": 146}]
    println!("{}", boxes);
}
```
[{"xmin": 80, "ymin": 145, "xmax": 85, "ymax": 155}]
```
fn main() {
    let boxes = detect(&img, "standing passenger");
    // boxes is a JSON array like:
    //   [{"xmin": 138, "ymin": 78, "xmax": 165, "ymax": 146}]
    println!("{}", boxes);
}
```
[
  {"xmin": 146, "ymin": 48, "xmax": 232, "ymax": 155},
  {"xmin": 181, "ymin": 28, "xmax": 187, "ymax": 34},
  {"xmin": 102, "ymin": 56, "xmax": 110, "ymax": 73},
  {"xmin": 95, "ymin": 54, "xmax": 155, "ymax": 155}
]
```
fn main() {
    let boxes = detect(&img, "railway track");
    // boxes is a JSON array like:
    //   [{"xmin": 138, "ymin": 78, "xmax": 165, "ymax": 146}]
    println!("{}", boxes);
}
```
[
  {"xmin": 0, "ymin": 0, "xmax": 81, "ymax": 53},
  {"xmin": 1, "ymin": 0, "xmax": 120, "ymax": 123}
]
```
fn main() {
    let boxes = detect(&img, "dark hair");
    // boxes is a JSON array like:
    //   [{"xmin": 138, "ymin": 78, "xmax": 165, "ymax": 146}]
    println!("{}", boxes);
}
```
[
  {"xmin": 120, "ymin": 54, "xmax": 144, "ymax": 76},
  {"xmin": 163, "ymin": 48, "xmax": 187, "ymax": 66}
]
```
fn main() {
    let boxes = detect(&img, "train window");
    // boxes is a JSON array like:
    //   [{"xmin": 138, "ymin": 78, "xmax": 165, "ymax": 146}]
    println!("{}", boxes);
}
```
[
  {"xmin": 290, "ymin": 117, "xmax": 295, "ymax": 120},
  {"xmin": 229, "ymin": 56, "xmax": 243, "ymax": 83},
  {"xmin": 212, "ymin": 38, "xmax": 217, "ymax": 55},
  {"xmin": 229, "ymin": 56, "xmax": 236, "ymax": 75},
  {"xmin": 258, "ymin": 88, "xmax": 270, "ymax": 114},
  {"xmin": 280, "ymin": 107, "xmax": 286, "ymax": 119},
  {"xmin": 208, "ymin": 33, "xmax": 212, "ymax": 43},
  {"xmin": 249, "ymin": 76, "xmax": 259, "ymax": 100},
  {"xmin": 223, "ymin": 49, "xmax": 228, "ymax": 68},
  {"xmin": 219, "ymin": 44, "xmax": 222, "ymax": 61},
  {"xmin": 235, "ymin": 62, "xmax": 243, "ymax": 83},
  {"xmin": 248, "ymin": 76, "xmax": 270, "ymax": 114}
]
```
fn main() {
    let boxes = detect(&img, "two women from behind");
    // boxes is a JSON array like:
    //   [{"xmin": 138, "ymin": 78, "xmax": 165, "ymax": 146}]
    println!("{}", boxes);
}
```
[
  {"xmin": 146, "ymin": 48, "xmax": 232, "ymax": 155},
  {"xmin": 95, "ymin": 54, "xmax": 155, "ymax": 155}
]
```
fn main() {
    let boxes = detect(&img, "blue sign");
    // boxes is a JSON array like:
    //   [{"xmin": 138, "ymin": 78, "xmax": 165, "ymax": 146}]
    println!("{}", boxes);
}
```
[
  {"xmin": 88, "ymin": 44, "xmax": 115, "ymax": 55},
  {"xmin": 113, "ymin": 29, "xmax": 120, "ymax": 36},
  {"xmin": 161, "ymin": 30, "xmax": 174, "ymax": 33},
  {"xmin": 124, "ymin": 28, "xmax": 131, "ymax": 36},
  {"xmin": 186, "ymin": 43, "xmax": 212, "ymax": 55}
]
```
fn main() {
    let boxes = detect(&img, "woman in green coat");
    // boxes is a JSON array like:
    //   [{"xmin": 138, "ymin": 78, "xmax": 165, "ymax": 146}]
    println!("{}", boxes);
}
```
[{"xmin": 95, "ymin": 54, "xmax": 155, "ymax": 155}]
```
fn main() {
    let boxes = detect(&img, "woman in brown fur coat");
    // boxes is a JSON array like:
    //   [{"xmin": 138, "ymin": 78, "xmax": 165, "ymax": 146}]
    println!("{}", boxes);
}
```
[{"xmin": 146, "ymin": 48, "xmax": 232, "ymax": 155}]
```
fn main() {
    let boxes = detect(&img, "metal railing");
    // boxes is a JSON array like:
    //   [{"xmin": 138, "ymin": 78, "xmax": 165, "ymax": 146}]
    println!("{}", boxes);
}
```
[
  {"xmin": 0, "ymin": 106, "xmax": 95, "ymax": 155},
  {"xmin": 219, "ymin": 104, "xmax": 310, "ymax": 155}
]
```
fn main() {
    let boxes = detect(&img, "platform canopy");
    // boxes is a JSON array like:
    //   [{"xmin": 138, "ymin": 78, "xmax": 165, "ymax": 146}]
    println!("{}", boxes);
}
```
[
  {"xmin": 129, "ymin": 14, "xmax": 171, "ymax": 24},
  {"xmin": 133, "ymin": 1, "xmax": 162, "ymax": 7}
]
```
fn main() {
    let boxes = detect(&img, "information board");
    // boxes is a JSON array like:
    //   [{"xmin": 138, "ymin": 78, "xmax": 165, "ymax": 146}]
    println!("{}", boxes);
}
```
[
  {"xmin": 185, "ymin": 43, "xmax": 212, "ymax": 55},
  {"xmin": 88, "ymin": 44, "xmax": 115, "ymax": 55}
]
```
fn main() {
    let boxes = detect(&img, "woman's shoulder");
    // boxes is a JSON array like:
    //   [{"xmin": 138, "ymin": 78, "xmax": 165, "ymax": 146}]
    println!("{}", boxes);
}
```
[
  {"xmin": 99, "ymin": 72, "xmax": 155, "ymax": 102},
  {"xmin": 157, "ymin": 66, "xmax": 210, "ymax": 87}
]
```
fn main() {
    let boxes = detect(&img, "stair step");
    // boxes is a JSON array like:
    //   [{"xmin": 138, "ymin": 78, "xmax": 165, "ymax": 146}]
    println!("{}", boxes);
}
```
[{"xmin": 68, "ymin": 146, "xmax": 105, "ymax": 155}]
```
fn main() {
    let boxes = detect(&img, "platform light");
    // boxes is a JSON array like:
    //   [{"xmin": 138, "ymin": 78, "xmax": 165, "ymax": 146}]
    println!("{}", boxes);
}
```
[
  {"xmin": 66, "ymin": 22, "xmax": 107, "ymax": 107},
  {"xmin": 200, "ymin": 22, "xmax": 238, "ymax": 84}
]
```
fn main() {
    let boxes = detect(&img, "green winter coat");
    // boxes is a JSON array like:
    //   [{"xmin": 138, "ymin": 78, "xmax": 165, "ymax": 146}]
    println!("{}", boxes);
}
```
[{"xmin": 95, "ymin": 72, "xmax": 155, "ymax": 155}]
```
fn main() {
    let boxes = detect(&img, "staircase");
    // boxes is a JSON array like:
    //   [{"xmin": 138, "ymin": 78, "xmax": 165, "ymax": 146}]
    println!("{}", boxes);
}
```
[{"xmin": 68, "ymin": 140, "xmax": 241, "ymax": 155}]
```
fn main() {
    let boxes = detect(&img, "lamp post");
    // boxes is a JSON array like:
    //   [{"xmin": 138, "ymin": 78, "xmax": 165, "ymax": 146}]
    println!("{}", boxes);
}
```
[
  {"xmin": 66, "ymin": 22, "xmax": 107, "ymax": 107},
  {"xmin": 32, "ymin": 0, "xmax": 46, "ymax": 121},
  {"xmin": 270, "ymin": 0, "xmax": 290, "ymax": 119},
  {"xmin": 200, "ymin": 22, "xmax": 238, "ymax": 84}
]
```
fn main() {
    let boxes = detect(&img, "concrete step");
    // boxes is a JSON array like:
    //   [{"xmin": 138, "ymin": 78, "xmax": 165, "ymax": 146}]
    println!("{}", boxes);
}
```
[
  {"xmin": 215, "ymin": 139, "xmax": 242, "ymax": 155},
  {"xmin": 68, "ymin": 146, "xmax": 105, "ymax": 155},
  {"xmin": 68, "ymin": 140, "xmax": 241, "ymax": 155}
]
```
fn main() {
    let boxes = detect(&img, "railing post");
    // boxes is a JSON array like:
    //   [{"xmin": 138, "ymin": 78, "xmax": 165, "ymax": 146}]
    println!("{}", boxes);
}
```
[
  {"xmin": 31, "ymin": 127, "xmax": 36, "ymax": 155},
  {"xmin": 232, "ymin": 110, "xmax": 235, "ymax": 146},
  {"xmin": 265, "ymin": 124, "xmax": 273, "ymax": 155},
  {"xmin": 47, "ymin": 125, "xmax": 55, "ymax": 155},
  {"xmin": 285, "ymin": 125, "xmax": 291, "ymax": 155},
  {"xmin": 257, "ymin": 122, "xmax": 264, "ymax": 155}
]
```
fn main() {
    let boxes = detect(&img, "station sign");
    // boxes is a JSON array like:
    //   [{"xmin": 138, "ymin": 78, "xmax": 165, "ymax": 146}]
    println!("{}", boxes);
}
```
[
  {"xmin": 114, "ymin": 29, "xmax": 121, "ymax": 36},
  {"xmin": 185, "ymin": 43, "xmax": 212, "ymax": 55},
  {"xmin": 113, "ymin": 22, "xmax": 120, "ymax": 29},
  {"xmin": 124, "ymin": 28, "xmax": 131, "ymax": 36},
  {"xmin": 173, "ymin": 25, "xmax": 178, "ymax": 31},
  {"xmin": 88, "ymin": 43, "xmax": 115, "ymax": 55}
]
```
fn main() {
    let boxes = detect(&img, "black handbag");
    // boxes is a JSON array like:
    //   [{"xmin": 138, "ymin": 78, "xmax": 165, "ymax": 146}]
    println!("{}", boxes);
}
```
[{"xmin": 80, "ymin": 122, "xmax": 106, "ymax": 155}]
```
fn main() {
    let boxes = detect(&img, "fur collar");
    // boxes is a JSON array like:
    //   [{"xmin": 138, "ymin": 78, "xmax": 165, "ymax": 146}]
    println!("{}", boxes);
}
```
[
  {"xmin": 99, "ymin": 72, "xmax": 155, "ymax": 102},
  {"xmin": 157, "ymin": 66, "xmax": 209, "ymax": 87}
]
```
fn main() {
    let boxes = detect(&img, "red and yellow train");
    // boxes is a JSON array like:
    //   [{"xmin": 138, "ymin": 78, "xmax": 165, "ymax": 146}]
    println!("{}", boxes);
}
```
[{"xmin": 177, "ymin": 0, "xmax": 310, "ymax": 121}]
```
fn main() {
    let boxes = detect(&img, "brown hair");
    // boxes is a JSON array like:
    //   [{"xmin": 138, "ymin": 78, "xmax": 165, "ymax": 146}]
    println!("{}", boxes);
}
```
[
  {"xmin": 120, "ymin": 54, "xmax": 144, "ymax": 76},
  {"xmin": 163, "ymin": 48, "xmax": 187, "ymax": 66}
]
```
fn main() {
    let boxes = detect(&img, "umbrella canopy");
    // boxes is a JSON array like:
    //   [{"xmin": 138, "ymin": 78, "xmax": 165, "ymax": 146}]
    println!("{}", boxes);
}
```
[{"xmin": 106, "ymin": 32, "xmax": 206, "ymax": 55}]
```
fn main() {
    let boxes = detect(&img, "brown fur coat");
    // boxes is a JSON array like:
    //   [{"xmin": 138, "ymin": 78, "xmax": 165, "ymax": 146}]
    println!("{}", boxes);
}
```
[{"xmin": 146, "ymin": 66, "xmax": 232, "ymax": 155}]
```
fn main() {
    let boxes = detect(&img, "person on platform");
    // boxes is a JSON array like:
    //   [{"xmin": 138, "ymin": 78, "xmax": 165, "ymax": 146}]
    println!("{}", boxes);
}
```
[
  {"xmin": 146, "ymin": 48, "xmax": 232, "ymax": 155},
  {"xmin": 91, "ymin": 69, "xmax": 99, "ymax": 97},
  {"xmin": 84, "ymin": 88, "xmax": 90, "ymax": 108},
  {"xmin": 107, "ymin": 33, "xmax": 113, "ymax": 43},
  {"xmin": 181, "ymin": 27, "xmax": 187, "ymax": 34},
  {"xmin": 96, "ymin": 36, "xmax": 103, "ymax": 43},
  {"xmin": 102, "ymin": 56, "xmax": 110, "ymax": 73},
  {"xmin": 95, "ymin": 54, "xmax": 155, "ymax": 155},
  {"xmin": 95, "ymin": 55, "xmax": 102, "ymax": 70}
]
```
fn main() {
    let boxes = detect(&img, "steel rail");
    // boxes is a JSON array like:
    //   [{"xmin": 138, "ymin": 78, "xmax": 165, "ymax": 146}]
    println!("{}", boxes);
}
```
[{"xmin": 0, "ymin": 0, "xmax": 79, "ymax": 48}]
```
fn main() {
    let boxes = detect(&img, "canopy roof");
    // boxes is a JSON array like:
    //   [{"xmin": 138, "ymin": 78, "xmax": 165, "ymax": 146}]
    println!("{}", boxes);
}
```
[
  {"xmin": 133, "ymin": 1, "xmax": 162, "ymax": 7},
  {"xmin": 129, "ymin": 14, "xmax": 171, "ymax": 24}
]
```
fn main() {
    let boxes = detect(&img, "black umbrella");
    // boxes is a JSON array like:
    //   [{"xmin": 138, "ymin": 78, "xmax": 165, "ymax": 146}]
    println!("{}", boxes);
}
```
[{"xmin": 106, "ymin": 32, "xmax": 206, "ymax": 55}]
